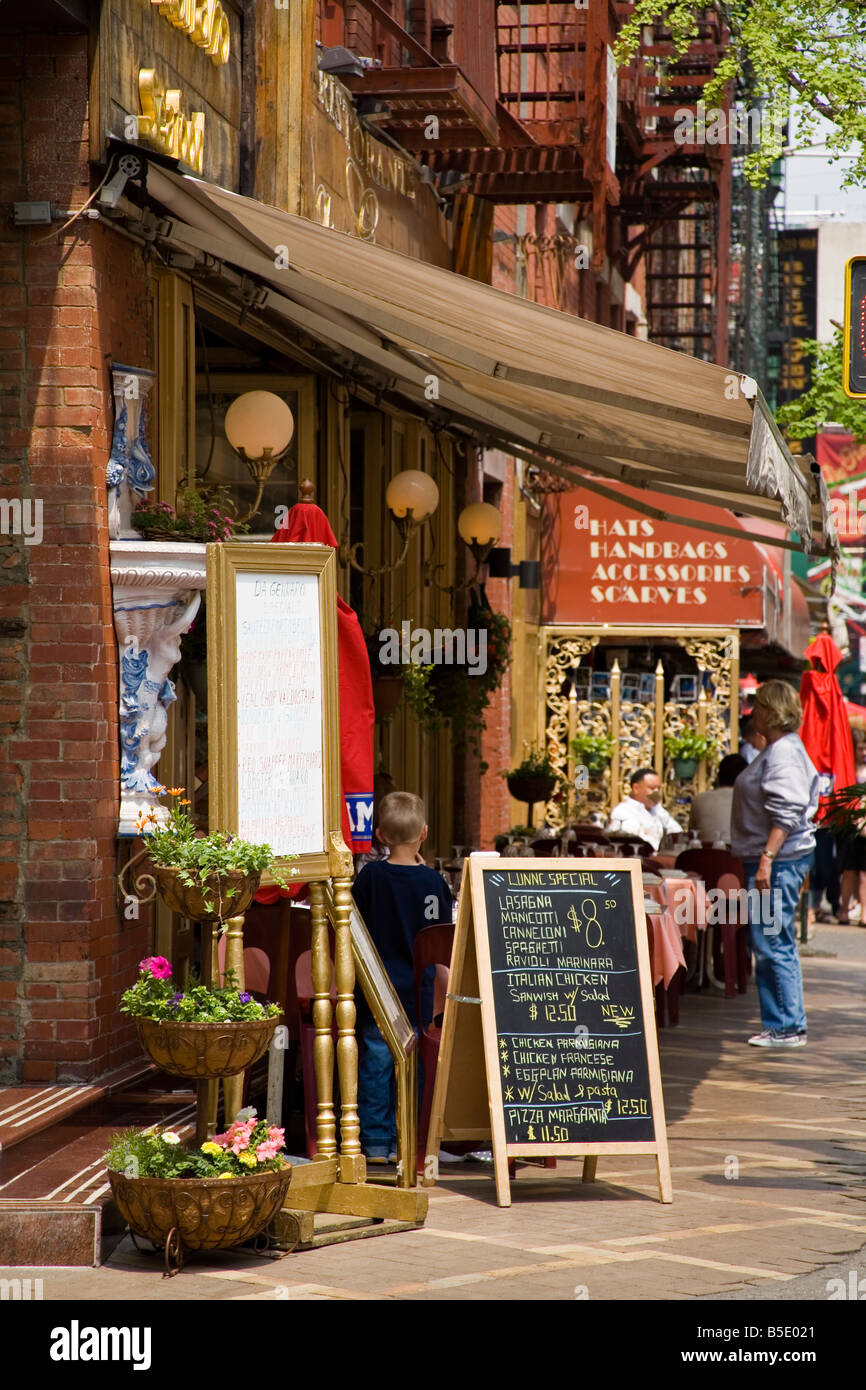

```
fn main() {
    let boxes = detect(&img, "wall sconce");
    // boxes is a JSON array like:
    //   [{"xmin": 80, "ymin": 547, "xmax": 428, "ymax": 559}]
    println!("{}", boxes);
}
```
[
  {"xmin": 224, "ymin": 389, "xmax": 295, "ymax": 523},
  {"xmin": 343, "ymin": 469, "xmax": 439, "ymax": 575},
  {"xmin": 457, "ymin": 502, "xmax": 503, "ymax": 565}
]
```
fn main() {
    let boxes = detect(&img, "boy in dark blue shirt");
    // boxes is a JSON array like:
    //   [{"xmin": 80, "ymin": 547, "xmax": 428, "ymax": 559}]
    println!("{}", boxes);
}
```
[{"xmin": 351, "ymin": 791, "xmax": 452, "ymax": 1161}]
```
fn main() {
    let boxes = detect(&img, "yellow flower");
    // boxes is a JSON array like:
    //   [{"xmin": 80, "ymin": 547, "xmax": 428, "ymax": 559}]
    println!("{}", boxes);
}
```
[
  {"xmin": 201, "ymin": 1142, "xmax": 222, "ymax": 1156},
  {"xmin": 238, "ymin": 1151, "xmax": 257, "ymax": 1168},
  {"xmin": 218, "ymin": 1172, "xmax": 236, "ymax": 1180}
]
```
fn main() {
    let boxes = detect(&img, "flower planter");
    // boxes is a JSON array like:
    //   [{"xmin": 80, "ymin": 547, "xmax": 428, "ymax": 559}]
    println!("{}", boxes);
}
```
[
  {"xmin": 673, "ymin": 756, "xmax": 698, "ymax": 781},
  {"xmin": 372, "ymin": 673, "xmax": 404, "ymax": 720},
  {"xmin": 134, "ymin": 1014, "xmax": 282, "ymax": 1079},
  {"xmin": 108, "ymin": 1165, "xmax": 292, "ymax": 1254},
  {"xmin": 152, "ymin": 865, "xmax": 261, "ymax": 923},
  {"xmin": 506, "ymin": 774, "xmax": 557, "ymax": 806}
]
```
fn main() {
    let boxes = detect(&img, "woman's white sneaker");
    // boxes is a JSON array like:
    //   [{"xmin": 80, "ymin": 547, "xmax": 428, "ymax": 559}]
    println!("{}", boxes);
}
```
[{"xmin": 748, "ymin": 1031, "xmax": 807, "ymax": 1048}]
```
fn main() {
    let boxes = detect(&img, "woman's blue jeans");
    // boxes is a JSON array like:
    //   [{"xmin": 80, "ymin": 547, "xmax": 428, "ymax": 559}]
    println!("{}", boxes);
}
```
[{"xmin": 743, "ymin": 852, "xmax": 811, "ymax": 1036}]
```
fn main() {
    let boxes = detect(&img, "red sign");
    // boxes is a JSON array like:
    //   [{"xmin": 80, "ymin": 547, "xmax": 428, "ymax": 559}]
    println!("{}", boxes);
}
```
[{"xmin": 542, "ymin": 485, "xmax": 771, "ymax": 627}]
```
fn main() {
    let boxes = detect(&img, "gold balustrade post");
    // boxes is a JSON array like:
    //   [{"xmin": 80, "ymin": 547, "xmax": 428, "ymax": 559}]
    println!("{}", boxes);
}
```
[
  {"xmin": 610, "ymin": 659, "xmax": 621, "ymax": 811},
  {"xmin": 195, "ymin": 921, "xmax": 220, "ymax": 1143},
  {"xmin": 333, "ymin": 870, "xmax": 364, "ymax": 1181},
  {"xmin": 653, "ymin": 660, "xmax": 665, "ymax": 777},
  {"xmin": 221, "ymin": 913, "xmax": 246, "ymax": 1123},
  {"xmin": 309, "ymin": 879, "xmax": 337, "ymax": 1158},
  {"xmin": 696, "ymin": 689, "xmax": 708, "ymax": 794},
  {"xmin": 567, "ymin": 676, "xmax": 577, "ymax": 786}
]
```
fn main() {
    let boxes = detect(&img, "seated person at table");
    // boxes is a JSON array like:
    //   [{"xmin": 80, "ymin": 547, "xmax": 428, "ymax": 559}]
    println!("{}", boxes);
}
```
[
  {"xmin": 351, "ymin": 792, "xmax": 452, "ymax": 1162},
  {"xmin": 740, "ymin": 718, "xmax": 768, "ymax": 764},
  {"xmin": 607, "ymin": 768, "xmax": 682, "ymax": 852},
  {"xmin": 688, "ymin": 753, "xmax": 747, "ymax": 845}
]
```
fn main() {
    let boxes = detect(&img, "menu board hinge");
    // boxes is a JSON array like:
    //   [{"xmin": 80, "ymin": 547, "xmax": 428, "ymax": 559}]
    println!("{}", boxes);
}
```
[{"xmin": 446, "ymin": 993, "xmax": 482, "ymax": 1005}]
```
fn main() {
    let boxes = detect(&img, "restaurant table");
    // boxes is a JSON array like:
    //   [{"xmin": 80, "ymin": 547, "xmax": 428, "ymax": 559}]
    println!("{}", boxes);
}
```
[{"xmin": 644, "ymin": 875, "xmax": 707, "ymax": 1026}]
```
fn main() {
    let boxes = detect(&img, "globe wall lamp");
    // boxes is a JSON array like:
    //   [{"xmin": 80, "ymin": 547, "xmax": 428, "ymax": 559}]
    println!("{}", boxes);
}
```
[
  {"xmin": 457, "ymin": 502, "xmax": 503, "ymax": 565},
  {"xmin": 223, "ymin": 389, "xmax": 295, "ymax": 523},
  {"xmin": 342, "ymin": 468, "xmax": 440, "ymax": 576}
]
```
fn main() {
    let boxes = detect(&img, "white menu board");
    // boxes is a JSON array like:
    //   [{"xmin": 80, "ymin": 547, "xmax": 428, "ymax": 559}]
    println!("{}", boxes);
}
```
[{"xmin": 234, "ymin": 571, "xmax": 325, "ymax": 856}]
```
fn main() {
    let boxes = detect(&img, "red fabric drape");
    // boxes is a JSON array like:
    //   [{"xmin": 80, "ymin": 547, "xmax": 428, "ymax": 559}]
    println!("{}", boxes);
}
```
[
  {"xmin": 799, "ymin": 634, "xmax": 854, "ymax": 817},
  {"xmin": 254, "ymin": 503, "xmax": 375, "ymax": 903}
]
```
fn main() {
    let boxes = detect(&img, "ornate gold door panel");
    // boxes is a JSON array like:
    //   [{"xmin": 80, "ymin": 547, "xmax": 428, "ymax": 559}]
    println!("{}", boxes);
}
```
[{"xmin": 538, "ymin": 627, "xmax": 740, "ymax": 825}]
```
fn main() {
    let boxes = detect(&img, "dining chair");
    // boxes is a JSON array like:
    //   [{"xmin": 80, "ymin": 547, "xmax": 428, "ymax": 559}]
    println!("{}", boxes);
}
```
[{"xmin": 674, "ymin": 848, "xmax": 748, "ymax": 998}]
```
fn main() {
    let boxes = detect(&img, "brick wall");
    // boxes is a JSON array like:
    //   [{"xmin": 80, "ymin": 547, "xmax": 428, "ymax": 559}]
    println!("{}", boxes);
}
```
[{"xmin": 0, "ymin": 32, "xmax": 153, "ymax": 1083}]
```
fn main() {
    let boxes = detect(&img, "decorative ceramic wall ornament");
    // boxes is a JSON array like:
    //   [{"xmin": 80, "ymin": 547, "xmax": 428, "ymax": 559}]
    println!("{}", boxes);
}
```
[
  {"xmin": 110, "ymin": 541, "xmax": 207, "ymax": 836},
  {"xmin": 107, "ymin": 364, "xmax": 156, "ymax": 540}
]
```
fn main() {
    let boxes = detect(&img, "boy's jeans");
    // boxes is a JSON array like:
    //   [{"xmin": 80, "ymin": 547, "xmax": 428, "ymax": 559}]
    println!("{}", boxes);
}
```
[
  {"xmin": 357, "ymin": 1022, "xmax": 422, "ymax": 1158},
  {"xmin": 743, "ymin": 852, "xmax": 811, "ymax": 1036}
]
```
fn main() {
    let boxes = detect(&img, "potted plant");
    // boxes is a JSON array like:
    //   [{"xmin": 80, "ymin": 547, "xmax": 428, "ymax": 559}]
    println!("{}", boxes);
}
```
[
  {"xmin": 365, "ymin": 629, "xmax": 405, "ymax": 722},
  {"xmin": 137, "ymin": 788, "xmax": 295, "ymax": 928},
  {"xmin": 401, "ymin": 600, "xmax": 511, "ymax": 772},
  {"xmin": 819, "ymin": 782, "xmax": 866, "ymax": 840},
  {"xmin": 493, "ymin": 824, "xmax": 530, "ymax": 853},
  {"xmin": 569, "ymin": 731, "xmax": 615, "ymax": 777},
  {"xmin": 132, "ymin": 486, "xmax": 248, "ymax": 543},
  {"xmin": 122, "ymin": 956, "xmax": 283, "ymax": 1079},
  {"xmin": 501, "ymin": 746, "xmax": 558, "ymax": 827},
  {"xmin": 664, "ymin": 732, "xmax": 713, "ymax": 781},
  {"xmin": 106, "ymin": 1113, "xmax": 292, "ymax": 1265}
]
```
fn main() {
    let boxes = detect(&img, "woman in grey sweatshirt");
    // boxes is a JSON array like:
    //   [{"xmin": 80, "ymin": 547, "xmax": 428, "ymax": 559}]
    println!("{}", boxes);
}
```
[{"xmin": 731, "ymin": 680, "xmax": 818, "ymax": 1048}]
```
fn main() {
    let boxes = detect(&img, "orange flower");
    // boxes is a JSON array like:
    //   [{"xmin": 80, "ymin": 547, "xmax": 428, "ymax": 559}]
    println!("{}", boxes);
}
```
[
  {"xmin": 167, "ymin": 787, "xmax": 185, "ymax": 796},
  {"xmin": 179, "ymin": 798, "xmax": 191, "ymax": 806}
]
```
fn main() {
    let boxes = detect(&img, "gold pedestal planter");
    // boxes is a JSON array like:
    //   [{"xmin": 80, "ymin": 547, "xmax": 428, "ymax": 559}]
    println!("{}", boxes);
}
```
[
  {"xmin": 135, "ymin": 1015, "xmax": 282, "ymax": 1080},
  {"xmin": 109, "ymin": 1166, "xmax": 292, "ymax": 1271},
  {"xmin": 152, "ymin": 866, "xmax": 261, "ymax": 923}
]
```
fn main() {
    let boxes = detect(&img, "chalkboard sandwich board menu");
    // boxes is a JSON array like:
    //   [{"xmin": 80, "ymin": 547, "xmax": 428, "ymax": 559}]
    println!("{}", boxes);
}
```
[{"xmin": 425, "ymin": 857, "xmax": 672, "ymax": 1208}]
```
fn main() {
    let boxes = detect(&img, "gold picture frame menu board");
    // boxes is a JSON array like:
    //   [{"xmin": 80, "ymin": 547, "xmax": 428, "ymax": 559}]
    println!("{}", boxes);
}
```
[{"xmin": 206, "ymin": 542, "xmax": 344, "ymax": 883}]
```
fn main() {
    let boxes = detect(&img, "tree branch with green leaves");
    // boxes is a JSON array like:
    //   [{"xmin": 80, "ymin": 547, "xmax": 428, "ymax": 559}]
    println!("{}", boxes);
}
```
[{"xmin": 614, "ymin": 2, "xmax": 866, "ymax": 187}]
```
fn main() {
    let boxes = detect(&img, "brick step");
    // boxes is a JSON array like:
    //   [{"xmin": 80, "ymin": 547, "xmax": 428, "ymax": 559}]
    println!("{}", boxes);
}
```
[
  {"xmin": 0, "ymin": 1073, "xmax": 195, "ymax": 1266},
  {"xmin": 0, "ymin": 1059, "xmax": 160, "ymax": 1153}
]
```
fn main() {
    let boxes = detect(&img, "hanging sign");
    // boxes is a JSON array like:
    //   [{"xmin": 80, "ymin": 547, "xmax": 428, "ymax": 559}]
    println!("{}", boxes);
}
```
[{"xmin": 425, "ymin": 857, "xmax": 672, "ymax": 1207}]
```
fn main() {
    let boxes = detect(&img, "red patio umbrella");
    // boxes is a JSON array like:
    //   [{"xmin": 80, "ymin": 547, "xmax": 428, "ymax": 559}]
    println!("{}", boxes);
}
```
[{"xmin": 799, "ymin": 634, "xmax": 855, "ymax": 811}]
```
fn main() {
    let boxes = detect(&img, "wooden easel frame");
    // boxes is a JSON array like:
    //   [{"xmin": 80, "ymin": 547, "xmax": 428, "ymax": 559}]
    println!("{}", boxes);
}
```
[{"xmin": 426, "ymin": 857, "xmax": 672, "ymax": 1208}]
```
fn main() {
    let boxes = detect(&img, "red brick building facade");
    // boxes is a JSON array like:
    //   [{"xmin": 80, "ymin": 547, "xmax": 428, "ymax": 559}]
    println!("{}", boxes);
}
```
[{"xmin": 1, "ymin": 30, "xmax": 155, "ymax": 1083}]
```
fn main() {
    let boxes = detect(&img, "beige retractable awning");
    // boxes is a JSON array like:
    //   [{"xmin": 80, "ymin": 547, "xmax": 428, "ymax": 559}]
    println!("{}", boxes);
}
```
[{"xmin": 139, "ymin": 162, "xmax": 838, "ymax": 560}]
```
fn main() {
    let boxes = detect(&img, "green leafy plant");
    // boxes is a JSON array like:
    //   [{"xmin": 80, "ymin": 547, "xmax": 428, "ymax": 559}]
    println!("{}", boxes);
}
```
[
  {"xmin": 120, "ymin": 956, "xmax": 281, "ymax": 1024},
  {"xmin": 493, "ymin": 823, "xmax": 531, "ymax": 852},
  {"xmin": 133, "ymin": 486, "xmax": 249, "ymax": 543},
  {"xmin": 569, "ymin": 732, "xmax": 616, "ymax": 769},
  {"xmin": 106, "ymin": 1112, "xmax": 288, "ymax": 1181},
  {"xmin": 819, "ymin": 782, "xmax": 866, "ymax": 840},
  {"xmin": 664, "ymin": 732, "xmax": 713, "ymax": 761},
  {"xmin": 775, "ymin": 328, "xmax": 866, "ymax": 443},
  {"xmin": 614, "ymin": 2, "xmax": 866, "ymax": 189},
  {"xmin": 501, "ymin": 745, "xmax": 557, "ymax": 781},
  {"xmin": 401, "ymin": 602, "xmax": 512, "ymax": 773},
  {"xmin": 137, "ymin": 788, "xmax": 294, "ymax": 915}
]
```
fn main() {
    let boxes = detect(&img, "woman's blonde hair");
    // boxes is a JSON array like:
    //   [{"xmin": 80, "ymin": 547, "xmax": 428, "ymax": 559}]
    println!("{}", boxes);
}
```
[{"xmin": 753, "ymin": 680, "xmax": 801, "ymax": 734}]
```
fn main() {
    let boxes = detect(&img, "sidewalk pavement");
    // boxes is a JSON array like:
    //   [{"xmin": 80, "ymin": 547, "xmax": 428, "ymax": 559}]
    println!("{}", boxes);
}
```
[{"xmin": 4, "ymin": 922, "xmax": 866, "ymax": 1301}]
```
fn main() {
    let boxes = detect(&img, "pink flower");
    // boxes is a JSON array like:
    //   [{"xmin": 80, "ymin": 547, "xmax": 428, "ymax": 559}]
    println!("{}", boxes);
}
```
[
  {"xmin": 256, "ymin": 1139, "xmax": 280, "ymax": 1161},
  {"xmin": 266, "ymin": 1126, "xmax": 285, "ymax": 1147},
  {"xmin": 219, "ymin": 1117, "xmax": 256, "ymax": 1156},
  {"xmin": 139, "ymin": 955, "xmax": 173, "ymax": 980}
]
